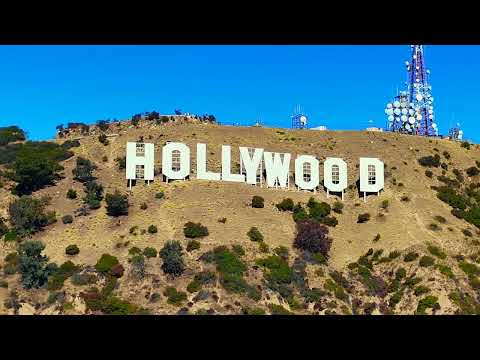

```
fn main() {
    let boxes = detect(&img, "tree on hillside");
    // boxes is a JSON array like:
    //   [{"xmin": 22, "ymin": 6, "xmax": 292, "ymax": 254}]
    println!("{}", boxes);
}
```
[
  {"xmin": 9, "ymin": 196, "xmax": 50, "ymax": 236},
  {"xmin": 18, "ymin": 240, "xmax": 55, "ymax": 289},
  {"xmin": 105, "ymin": 190, "xmax": 129, "ymax": 217},
  {"xmin": 11, "ymin": 151, "xmax": 63, "ymax": 195},
  {"xmin": 0, "ymin": 126, "xmax": 26, "ymax": 146},
  {"xmin": 72, "ymin": 157, "xmax": 97, "ymax": 183}
]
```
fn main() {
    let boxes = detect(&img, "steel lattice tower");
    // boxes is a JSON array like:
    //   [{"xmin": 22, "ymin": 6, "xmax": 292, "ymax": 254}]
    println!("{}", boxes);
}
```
[
  {"xmin": 385, "ymin": 45, "xmax": 437, "ymax": 136},
  {"xmin": 291, "ymin": 105, "xmax": 308, "ymax": 129},
  {"xmin": 406, "ymin": 45, "xmax": 437, "ymax": 136}
]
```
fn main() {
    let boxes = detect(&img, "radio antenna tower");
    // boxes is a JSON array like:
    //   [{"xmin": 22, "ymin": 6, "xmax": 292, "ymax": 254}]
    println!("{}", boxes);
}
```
[
  {"xmin": 407, "ymin": 45, "xmax": 437, "ymax": 136},
  {"xmin": 385, "ymin": 45, "xmax": 437, "ymax": 136},
  {"xmin": 291, "ymin": 104, "xmax": 308, "ymax": 129}
]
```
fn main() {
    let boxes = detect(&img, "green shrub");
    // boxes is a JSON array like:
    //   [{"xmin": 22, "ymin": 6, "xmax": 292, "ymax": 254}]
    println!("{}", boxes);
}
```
[
  {"xmin": 186, "ymin": 240, "xmax": 201, "ymax": 252},
  {"xmin": 389, "ymin": 250, "xmax": 401, "ymax": 259},
  {"xmin": 232, "ymin": 244, "xmax": 245, "ymax": 256},
  {"xmin": 9, "ymin": 196, "xmax": 51, "ymax": 236},
  {"xmin": 276, "ymin": 198, "xmax": 294, "ymax": 211},
  {"xmin": 0, "ymin": 126, "xmax": 26, "ymax": 146},
  {"xmin": 466, "ymin": 167, "xmax": 480, "ymax": 177},
  {"xmin": 128, "ymin": 247, "xmax": 142, "ymax": 256},
  {"xmin": 4, "ymin": 230, "xmax": 18, "ymax": 242},
  {"xmin": 414, "ymin": 285, "xmax": 430, "ymax": 296},
  {"xmin": 259, "ymin": 241, "xmax": 269, "ymax": 253},
  {"xmin": 163, "ymin": 287, "xmax": 187, "ymax": 306},
  {"xmin": 65, "ymin": 245, "xmax": 80, "ymax": 256},
  {"xmin": 428, "ymin": 245, "xmax": 447, "ymax": 259},
  {"xmin": 98, "ymin": 133, "xmax": 109, "ymax": 146},
  {"xmin": 187, "ymin": 280, "xmax": 202, "ymax": 293},
  {"xmin": 404, "ymin": 252, "xmax": 419, "ymax": 262},
  {"xmin": 155, "ymin": 191, "xmax": 165, "ymax": 199},
  {"xmin": 147, "ymin": 225, "xmax": 158, "ymax": 234},
  {"xmin": 332, "ymin": 201, "xmax": 344, "ymax": 214},
  {"xmin": 62, "ymin": 215, "xmax": 73, "ymax": 224},
  {"xmin": 115, "ymin": 156, "xmax": 126, "ymax": 170},
  {"xmin": 416, "ymin": 295, "xmax": 439, "ymax": 315},
  {"xmin": 18, "ymin": 240, "xmax": 54, "ymax": 289},
  {"xmin": 436, "ymin": 264, "xmax": 455, "ymax": 279},
  {"xmin": 0, "ymin": 281, "xmax": 8, "ymax": 289},
  {"xmin": 268, "ymin": 303, "xmax": 292, "ymax": 315},
  {"xmin": 256, "ymin": 255, "xmax": 293, "ymax": 285},
  {"xmin": 160, "ymin": 241, "xmax": 185, "ymax": 277},
  {"xmin": 194, "ymin": 271, "xmax": 216, "ymax": 285},
  {"xmin": 425, "ymin": 170, "xmax": 433, "ymax": 178},
  {"xmin": 247, "ymin": 227, "xmax": 264, "ymax": 242},
  {"xmin": 395, "ymin": 268, "xmax": 407, "ymax": 280},
  {"xmin": 357, "ymin": 213, "xmax": 371, "ymax": 223},
  {"xmin": 419, "ymin": 256, "xmax": 435, "ymax": 267},
  {"xmin": 462, "ymin": 229, "xmax": 473, "ymax": 237},
  {"xmin": 71, "ymin": 273, "xmax": 97, "ymax": 286},
  {"xmin": 73, "ymin": 157, "xmax": 97, "ymax": 183},
  {"xmin": 105, "ymin": 191, "xmax": 129, "ymax": 217},
  {"xmin": 434, "ymin": 215, "xmax": 447, "ymax": 224},
  {"xmin": 95, "ymin": 254, "xmax": 119, "ymax": 273},
  {"xmin": 459, "ymin": 261, "xmax": 480, "ymax": 277},
  {"xmin": 418, "ymin": 154, "xmax": 441, "ymax": 167},
  {"xmin": 140, "ymin": 202, "xmax": 148, "ymax": 210},
  {"xmin": 307, "ymin": 198, "xmax": 331, "ymax": 221},
  {"xmin": 461, "ymin": 141, "xmax": 471, "ymax": 150},
  {"xmin": 143, "ymin": 247, "xmax": 157, "ymax": 258},
  {"xmin": 251, "ymin": 196, "xmax": 264, "ymax": 208},
  {"xmin": 292, "ymin": 203, "xmax": 308, "ymax": 222},
  {"xmin": 66, "ymin": 189, "xmax": 77, "ymax": 199},
  {"xmin": 273, "ymin": 246, "xmax": 289, "ymax": 259},
  {"xmin": 183, "ymin": 222, "xmax": 209, "ymax": 238},
  {"xmin": 313, "ymin": 252, "xmax": 327, "ymax": 265}
]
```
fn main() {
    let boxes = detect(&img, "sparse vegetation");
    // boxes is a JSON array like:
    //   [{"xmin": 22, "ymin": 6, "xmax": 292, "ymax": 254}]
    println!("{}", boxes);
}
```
[
  {"xmin": 183, "ymin": 222, "xmax": 209, "ymax": 238},
  {"xmin": 65, "ymin": 245, "xmax": 80, "ymax": 256},
  {"xmin": 105, "ymin": 191, "xmax": 129, "ymax": 217},
  {"xmin": 276, "ymin": 198, "xmax": 294, "ymax": 211},
  {"xmin": 247, "ymin": 227, "xmax": 264, "ymax": 242},
  {"xmin": 251, "ymin": 196, "xmax": 264, "ymax": 208},
  {"xmin": 357, "ymin": 213, "xmax": 371, "ymax": 223}
]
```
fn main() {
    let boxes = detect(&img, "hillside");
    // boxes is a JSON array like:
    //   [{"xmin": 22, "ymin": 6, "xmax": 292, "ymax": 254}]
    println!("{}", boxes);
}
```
[{"xmin": 1, "ymin": 118, "xmax": 480, "ymax": 315}]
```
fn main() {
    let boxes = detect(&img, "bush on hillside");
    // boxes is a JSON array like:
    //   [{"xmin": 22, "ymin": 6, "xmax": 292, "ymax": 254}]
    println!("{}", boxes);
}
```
[
  {"xmin": 293, "ymin": 219, "xmax": 332, "ymax": 258},
  {"xmin": 65, "ymin": 245, "xmax": 80, "ymax": 256},
  {"xmin": 276, "ymin": 198, "xmax": 294, "ymax": 212},
  {"xmin": 186, "ymin": 240, "xmax": 200, "ymax": 252},
  {"xmin": 418, "ymin": 154, "xmax": 441, "ymax": 168},
  {"xmin": 98, "ymin": 133, "xmax": 109, "ymax": 146},
  {"xmin": 357, "ymin": 213, "xmax": 371, "ymax": 223},
  {"xmin": 9, "ymin": 196, "xmax": 50, "ymax": 236},
  {"xmin": 143, "ymin": 247, "xmax": 157, "ymax": 258},
  {"xmin": 247, "ymin": 227, "xmax": 264, "ymax": 242},
  {"xmin": 251, "ymin": 196, "xmax": 264, "ymax": 208},
  {"xmin": 115, "ymin": 156, "xmax": 126, "ymax": 170},
  {"xmin": 62, "ymin": 215, "xmax": 73, "ymax": 224},
  {"xmin": 72, "ymin": 157, "xmax": 97, "ymax": 183},
  {"xmin": 95, "ymin": 254, "xmax": 119, "ymax": 273},
  {"xmin": 0, "ymin": 126, "xmax": 26, "ymax": 146},
  {"xmin": 183, "ymin": 222, "xmax": 209, "ymax": 238},
  {"xmin": 105, "ymin": 191, "xmax": 129, "ymax": 217},
  {"xmin": 66, "ymin": 189, "xmax": 77, "ymax": 199},
  {"xmin": 466, "ymin": 167, "xmax": 480, "ymax": 177},
  {"xmin": 147, "ymin": 225, "xmax": 158, "ymax": 234},
  {"xmin": 18, "ymin": 240, "xmax": 54, "ymax": 289}
]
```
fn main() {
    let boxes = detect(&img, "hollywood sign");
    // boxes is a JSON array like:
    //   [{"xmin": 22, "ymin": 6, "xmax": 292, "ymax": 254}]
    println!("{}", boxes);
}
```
[{"xmin": 125, "ymin": 142, "xmax": 384, "ymax": 201}]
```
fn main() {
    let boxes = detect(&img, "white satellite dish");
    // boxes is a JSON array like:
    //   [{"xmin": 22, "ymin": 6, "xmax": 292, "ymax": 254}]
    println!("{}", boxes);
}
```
[
  {"xmin": 300, "ymin": 116, "xmax": 307, "ymax": 125},
  {"xmin": 405, "ymin": 61, "xmax": 410, "ymax": 66},
  {"xmin": 416, "ymin": 94, "xmax": 423, "ymax": 101},
  {"xmin": 393, "ymin": 101, "xmax": 401, "ymax": 108},
  {"xmin": 394, "ymin": 109, "xmax": 401, "ymax": 115},
  {"xmin": 428, "ymin": 109, "xmax": 433, "ymax": 114},
  {"xmin": 401, "ymin": 109, "xmax": 408, "ymax": 115},
  {"xmin": 408, "ymin": 118, "xmax": 415, "ymax": 125},
  {"xmin": 432, "ymin": 123, "xmax": 437, "ymax": 128},
  {"xmin": 430, "ymin": 97, "xmax": 434, "ymax": 102},
  {"xmin": 395, "ymin": 117, "xmax": 401, "ymax": 123},
  {"xmin": 408, "ymin": 109, "xmax": 414, "ymax": 115},
  {"xmin": 429, "ymin": 115, "xmax": 434, "ymax": 119},
  {"xmin": 387, "ymin": 103, "xmax": 393, "ymax": 109},
  {"xmin": 417, "ymin": 114, "xmax": 423, "ymax": 120},
  {"xmin": 401, "ymin": 115, "xmax": 408, "ymax": 122},
  {"xmin": 388, "ymin": 115, "xmax": 394, "ymax": 121},
  {"xmin": 387, "ymin": 109, "xmax": 394, "ymax": 115},
  {"xmin": 405, "ymin": 124, "xmax": 411, "ymax": 130}
]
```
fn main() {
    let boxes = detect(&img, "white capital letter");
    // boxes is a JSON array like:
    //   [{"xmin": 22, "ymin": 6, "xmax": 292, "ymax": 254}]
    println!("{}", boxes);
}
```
[
  {"xmin": 196, "ymin": 143, "xmax": 221, "ymax": 181},
  {"xmin": 221, "ymin": 145, "xmax": 245, "ymax": 182},
  {"xmin": 239, "ymin": 147, "xmax": 264, "ymax": 185},
  {"xmin": 360, "ymin": 157, "xmax": 384, "ymax": 193},
  {"xmin": 162, "ymin": 142, "xmax": 190, "ymax": 180},
  {"xmin": 295, "ymin": 155, "xmax": 319, "ymax": 190},
  {"xmin": 264, "ymin": 152, "xmax": 291, "ymax": 188},
  {"xmin": 323, "ymin": 157, "xmax": 348, "ymax": 193},
  {"xmin": 126, "ymin": 142, "xmax": 155, "ymax": 181}
]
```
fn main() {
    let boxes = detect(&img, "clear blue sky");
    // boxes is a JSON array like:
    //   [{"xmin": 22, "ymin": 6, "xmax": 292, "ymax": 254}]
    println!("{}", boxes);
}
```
[{"xmin": 0, "ymin": 45, "xmax": 478, "ymax": 142}]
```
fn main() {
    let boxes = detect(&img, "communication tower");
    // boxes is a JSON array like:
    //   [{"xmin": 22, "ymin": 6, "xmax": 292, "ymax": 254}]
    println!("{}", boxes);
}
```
[
  {"xmin": 291, "ymin": 105, "xmax": 308, "ymax": 129},
  {"xmin": 385, "ymin": 45, "xmax": 437, "ymax": 136}
]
